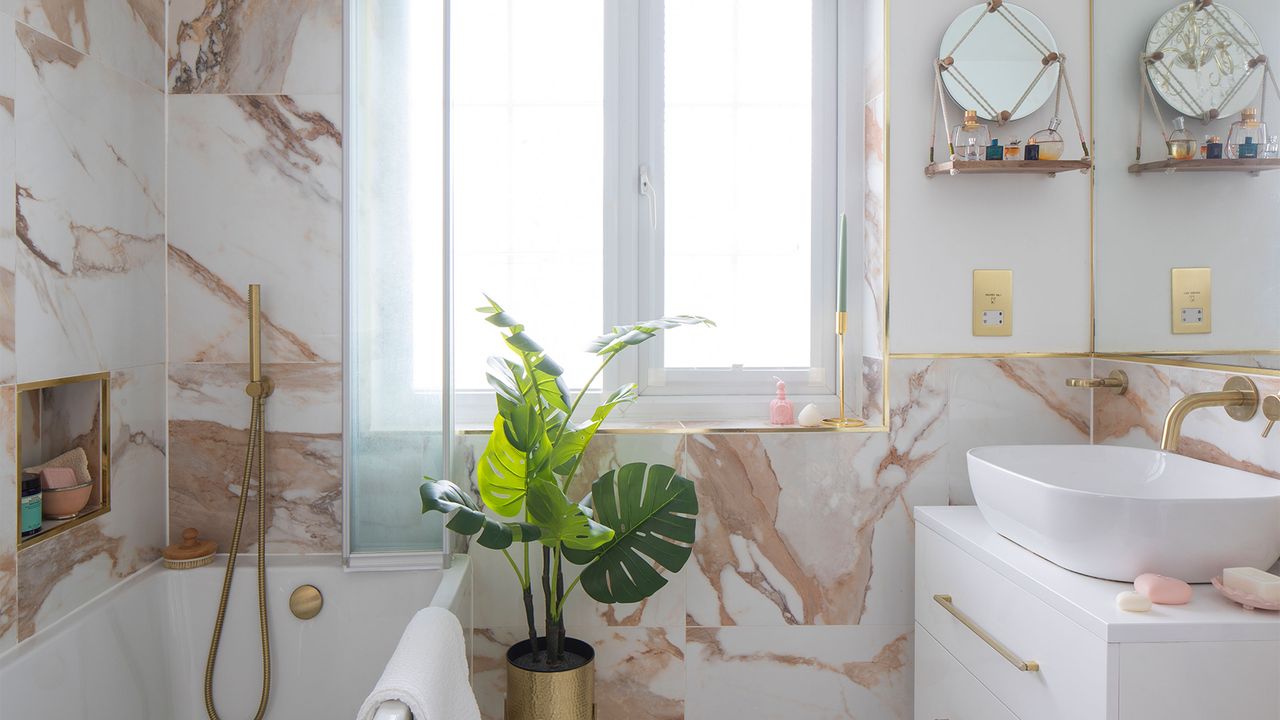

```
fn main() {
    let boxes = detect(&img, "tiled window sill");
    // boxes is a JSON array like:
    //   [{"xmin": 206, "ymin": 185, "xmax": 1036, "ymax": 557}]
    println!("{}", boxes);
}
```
[{"xmin": 456, "ymin": 419, "xmax": 886, "ymax": 435}]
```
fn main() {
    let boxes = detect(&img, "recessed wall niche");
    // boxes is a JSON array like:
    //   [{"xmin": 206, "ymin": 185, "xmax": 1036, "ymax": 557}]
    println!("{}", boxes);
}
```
[{"xmin": 15, "ymin": 372, "xmax": 111, "ymax": 549}]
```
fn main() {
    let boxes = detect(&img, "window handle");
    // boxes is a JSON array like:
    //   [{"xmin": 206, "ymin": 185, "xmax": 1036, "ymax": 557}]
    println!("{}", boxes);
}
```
[{"xmin": 639, "ymin": 165, "xmax": 658, "ymax": 229}]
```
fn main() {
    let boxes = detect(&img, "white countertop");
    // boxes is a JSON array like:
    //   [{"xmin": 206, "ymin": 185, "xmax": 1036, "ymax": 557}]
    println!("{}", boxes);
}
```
[{"xmin": 916, "ymin": 506, "xmax": 1280, "ymax": 644}]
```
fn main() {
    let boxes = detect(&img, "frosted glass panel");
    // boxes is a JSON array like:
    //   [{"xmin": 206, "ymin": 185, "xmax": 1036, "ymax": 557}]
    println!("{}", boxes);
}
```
[
  {"xmin": 663, "ymin": 0, "xmax": 814, "ymax": 370},
  {"xmin": 349, "ymin": 0, "xmax": 446, "ymax": 554}
]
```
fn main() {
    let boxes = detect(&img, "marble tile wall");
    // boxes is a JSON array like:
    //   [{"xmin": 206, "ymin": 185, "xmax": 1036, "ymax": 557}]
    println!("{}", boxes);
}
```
[
  {"xmin": 458, "ymin": 357, "xmax": 1090, "ymax": 719},
  {"xmin": 165, "ymin": 0, "xmax": 344, "ymax": 554},
  {"xmin": 0, "ymin": 4, "xmax": 166, "ymax": 654}
]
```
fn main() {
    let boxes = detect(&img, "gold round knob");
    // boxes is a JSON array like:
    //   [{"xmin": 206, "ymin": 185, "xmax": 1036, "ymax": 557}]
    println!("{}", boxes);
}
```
[{"xmin": 289, "ymin": 584, "xmax": 323, "ymax": 620}]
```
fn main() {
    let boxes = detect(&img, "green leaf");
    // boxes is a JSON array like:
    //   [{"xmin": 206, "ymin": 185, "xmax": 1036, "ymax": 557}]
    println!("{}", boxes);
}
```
[
  {"xmin": 526, "ymin": 478, "xmax": 614, "ymax": 551},
  {"xmin": 588, "ymin": 315, "xmax": 715, "ymax": 358},
  {"xmin": 419, "ymin": 478, "xmax": 541, "ymax": 549},
  {"xmin": 477, "ymin": 415, "xmax": 551, "ymax": 516},
  {"xmin": 547, "ymin": 384, "xmax": 640, "ymax": 478},
  {"xmin": 564, "ymin": 463, "xmax": 698, "ymax": 604}
]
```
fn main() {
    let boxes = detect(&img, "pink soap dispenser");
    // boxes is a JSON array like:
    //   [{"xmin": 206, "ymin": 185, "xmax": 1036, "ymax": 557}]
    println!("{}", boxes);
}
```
[{"xmin": 770, "ymin": 377, "xmax": 794, "ymax": 425}]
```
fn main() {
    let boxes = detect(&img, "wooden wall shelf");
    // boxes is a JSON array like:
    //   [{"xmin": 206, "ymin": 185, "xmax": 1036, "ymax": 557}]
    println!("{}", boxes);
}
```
[
  {"xmin": 1128, "ymin": 159, "xmax": 1280, "ymax": 175},
  {"xmin": 925, "ymin": 160, "xmax": 1093, "ymax": 178}
]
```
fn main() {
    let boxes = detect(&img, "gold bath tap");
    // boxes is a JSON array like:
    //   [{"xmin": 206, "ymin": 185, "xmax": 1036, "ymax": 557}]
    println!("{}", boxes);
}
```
[{"xmin": 1160, "ymin": 376, "xmax": 1259, "ymax": 453}]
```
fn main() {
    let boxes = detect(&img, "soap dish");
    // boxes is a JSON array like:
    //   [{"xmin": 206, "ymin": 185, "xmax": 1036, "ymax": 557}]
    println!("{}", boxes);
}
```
[{"xmin": 1211, "ymin": 576, "xmax": 1280, "ymax": 611}]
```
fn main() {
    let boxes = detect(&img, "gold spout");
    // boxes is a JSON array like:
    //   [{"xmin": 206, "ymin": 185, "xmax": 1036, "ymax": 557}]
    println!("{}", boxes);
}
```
[
  {"xmin": 246, "ymin": 285, "xmax": 272, "ymax": 398},
  {"xmin": 1160, "ymin": 377, "xmax": 1258, "ymax": 453}
]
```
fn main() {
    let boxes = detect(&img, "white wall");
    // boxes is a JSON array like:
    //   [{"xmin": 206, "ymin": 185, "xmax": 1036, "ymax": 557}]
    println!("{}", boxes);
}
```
[
  {"xmin": 1094, "ymin": 0, "xmax": 1280, "ymax": 353},
  {"xmin": 889, "ymin": 0, "xmax": 1093, "ymax": 353}
]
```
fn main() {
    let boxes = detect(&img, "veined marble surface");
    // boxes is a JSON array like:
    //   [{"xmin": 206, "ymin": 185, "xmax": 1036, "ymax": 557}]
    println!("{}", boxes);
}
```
[
  {"xmin": 0, "ymin": 387, "xmax": 16, "ymax": 653},
  {"xmin": 461, "ymin": 357, "xmax": 1090, "ymax": 717},
  {"xmin": 168, "ymin": 362, "xmax": 342, "ymax": 553},
  {"xmin": 14, "ymin": 364, "xmax": 165, "ymax": 640},
  {"xmin": 167, "ymin": 94, "xmax": 342, "ymax": 364},
  {"xmin": 13, "ymin": 23, "xmax": 165, "ymax": 382},
  {"xmin": 8, "ymin": 0, "xmax": 165, "ymax": 89},
  {"xmin": 168, "ymin": 0, "xmax": 342, "ymax": 94}
]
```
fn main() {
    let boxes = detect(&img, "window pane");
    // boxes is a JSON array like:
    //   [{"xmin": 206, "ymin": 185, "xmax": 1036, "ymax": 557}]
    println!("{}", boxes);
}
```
[
  {"xmin": 452, "ymin": 0, "xmax": 604, "ymax": 391},
  {"xmin": 663, "ymin": 0, "xmax": 813, "ymax": 369}
]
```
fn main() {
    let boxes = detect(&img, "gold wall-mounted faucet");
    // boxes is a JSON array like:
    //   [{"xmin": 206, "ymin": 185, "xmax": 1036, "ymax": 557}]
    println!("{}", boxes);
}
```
[
  {"xmin": 1261, "ymin": 394, "xmax": 1280, "ymax": 438},
  {"xmin": 1065, "ymin": 369, "xmax": 1128, "ymax": 394},
  {"xmin": 1160, "ymin": 376, "xmax": 1258, "ymax": 453}
]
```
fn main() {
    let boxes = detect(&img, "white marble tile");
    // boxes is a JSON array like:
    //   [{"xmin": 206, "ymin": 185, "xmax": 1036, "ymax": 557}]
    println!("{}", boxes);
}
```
[
  {"xmin": 14, "ymin": 25, "xmax": 165, "ymax": 382},
  {"xmin": 0, "ymin": 20, "xmax": 15, "ymax": 385},
  {"xmin": 15, "ymin": 363, "xmax": 165, "ymax": 640},
  {"xmin": 685, "ymin": 625, "xmax": 911, "ymax": 720},
  {"xmin": 10, "ymin": 0, "xmax": 165, "ymax": 90},
  {"xmin": 167, "ymin": 94, "xmax": 342, "ymax": 364},
  {"xmin": 168, "ymin": 363, "xmax": 342, "ymax": 553},
  {"xmin": 168, "ymin": 0, "xmax": 342, "ymax": 94}
]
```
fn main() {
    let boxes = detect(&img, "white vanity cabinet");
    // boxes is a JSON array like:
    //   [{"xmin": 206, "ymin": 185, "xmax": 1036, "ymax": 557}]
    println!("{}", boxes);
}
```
[{"xmin": 914, "ymin": 507, "xmax": 1280, "ymax": 720}]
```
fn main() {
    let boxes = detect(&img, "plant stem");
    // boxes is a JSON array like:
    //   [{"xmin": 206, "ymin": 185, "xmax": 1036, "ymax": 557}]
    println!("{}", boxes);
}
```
[
  {"xmin": 555, "ymin": 575, "xmax": 583, "ymax": 617},
  {"xmin": 541, "ymin": 545, "xmax": 559, "ymax": 664},
  {"xmin": 553, "ymin": 548, "xmax": 566, "ymax": 659},
  {"xmin": 501, "ymin": 548, "xmax": 523, "ymax": 586},
  {"xmin": 521, "ymin": 584, "xmax": 538, "ymax": 656},
  {"xmin": 554, "ymin": 358, "xmax": 610, "ymax": 445}
]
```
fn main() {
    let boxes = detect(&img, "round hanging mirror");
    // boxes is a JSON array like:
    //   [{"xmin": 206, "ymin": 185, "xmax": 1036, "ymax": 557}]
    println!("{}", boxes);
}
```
[
  {"xmin": 938, "ymin": 1, "xmax": 1060, "ymax": 122},
  {"xmin": 1145, "ymin": 2, "xmax": 1265, "ymax": 119}
]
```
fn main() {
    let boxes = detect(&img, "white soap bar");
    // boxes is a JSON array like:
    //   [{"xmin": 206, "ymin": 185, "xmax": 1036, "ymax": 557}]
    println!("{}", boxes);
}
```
[
  {"xmin": 797, "ymin": 403, "xmax": 823, "ymax": 427},
  {"xmin": 1116, "ymin": 591, "xmax": 1152, "ymax": 612},
  {"xmin": 1223, "ymin": 567, "xmax": 1280, "ymax": 602}
]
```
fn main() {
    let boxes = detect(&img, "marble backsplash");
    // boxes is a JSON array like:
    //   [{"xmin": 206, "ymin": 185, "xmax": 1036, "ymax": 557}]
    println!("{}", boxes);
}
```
[
  {"xmin": 0, "ymin": 6, "xmax": 166, "ymax": 655},
  {"xmin": 458, "ymin": 356, "xmax": 1091, "ymax": 719}
]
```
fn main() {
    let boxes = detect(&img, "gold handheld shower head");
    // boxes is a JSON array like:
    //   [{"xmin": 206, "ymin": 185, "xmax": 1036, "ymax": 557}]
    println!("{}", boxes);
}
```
[{"xmin": 246, "ymin": 285, "xmax": 272, "ymax": 398}]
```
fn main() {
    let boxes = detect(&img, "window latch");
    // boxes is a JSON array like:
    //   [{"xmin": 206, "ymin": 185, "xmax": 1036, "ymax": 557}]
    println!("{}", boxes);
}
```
[{"xmin": 639, "ymin": 165, "xmax": 658, "ymax": 229}]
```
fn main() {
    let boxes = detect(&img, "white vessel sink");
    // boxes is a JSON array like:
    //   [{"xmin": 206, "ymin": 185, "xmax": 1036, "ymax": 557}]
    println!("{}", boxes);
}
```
[{"xmin": 968, "ymin": 445, "xmax": 1280, "ymax": 583}]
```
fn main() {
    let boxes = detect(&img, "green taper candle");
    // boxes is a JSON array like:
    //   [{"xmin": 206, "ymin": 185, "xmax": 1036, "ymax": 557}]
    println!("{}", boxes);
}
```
[{"xmin": 836, "ymin": 214, "xmax": 848, "ymax": 313}]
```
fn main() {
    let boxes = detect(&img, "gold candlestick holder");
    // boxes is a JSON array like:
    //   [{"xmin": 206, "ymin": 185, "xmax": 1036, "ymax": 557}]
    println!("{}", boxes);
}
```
[{"xmin": 822, "ymin": 311, "xmax": 866, "ymax": 429}]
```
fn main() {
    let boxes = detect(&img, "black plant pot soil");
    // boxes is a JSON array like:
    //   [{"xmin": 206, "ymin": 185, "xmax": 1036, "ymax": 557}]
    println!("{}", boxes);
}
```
[{"xmin": 507, "ymin": 637, "xmax": 595, "ymax": 673}]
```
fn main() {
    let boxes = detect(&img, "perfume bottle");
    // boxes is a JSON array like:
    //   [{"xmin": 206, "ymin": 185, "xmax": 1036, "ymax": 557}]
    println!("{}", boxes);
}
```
[
  {"xmin": 1166, "ymin": 117, "xmax": 1197, "ymax": 160},
  {"xmin": 1239, "ymin": 136, "xmax": 1260, "ymax": 159},
  {"xmin": 1004, "ymin": 140, "xmax": 1022, "ymax": 160},
  {"xmin": 952, "ymin": 110, "xmax": 990, "ymax": 161},
  {"xmin": 985, "ymin": 139, "xmax": 1004, "ymax": 161},
  {"xmin": 1199, "ymin": 135, "xmax": 1210, "ymax": 159},
  {"xmin": 1206, "ymin": 136, "xmax": 1224, "ymax": 160},
  {"xmin": 1265, "ymin": 136, "xmax": 1280, "ymax": 159},
  {"xmin": 1226, "ymin": 107, "xmax": 1267, "ymax": 159},
  {"xmin": 1025, "ymin": 139, "xmax": 1040, "ymax": 161},
  {"xmin": 1028, "ymin": 118, "xmax": 1065, "ymax": 160}
]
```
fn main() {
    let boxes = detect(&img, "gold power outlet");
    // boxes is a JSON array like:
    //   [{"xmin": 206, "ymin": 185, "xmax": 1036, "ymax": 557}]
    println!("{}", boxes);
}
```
[
  {"xmin": 1171, "ymin": 267, "xmax": 1211, "ymax": 334},
  {"xmin": 972, "ymin": 270, "xmax": 1013, "ymax": 337}
]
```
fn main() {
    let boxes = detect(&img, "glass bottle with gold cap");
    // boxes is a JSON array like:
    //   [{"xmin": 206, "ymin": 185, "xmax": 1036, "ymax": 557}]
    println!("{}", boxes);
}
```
[
  {"xmin": 1028, "ymin": 118, "xmax": 1065, "ymax": 161},
  {"xmin": 951, "ymin": 110, "xmax": 990, "ymax": 161},
  {"xmin": 1226, "ymin": 107, "xmax": 1267, "ymax": 159}
]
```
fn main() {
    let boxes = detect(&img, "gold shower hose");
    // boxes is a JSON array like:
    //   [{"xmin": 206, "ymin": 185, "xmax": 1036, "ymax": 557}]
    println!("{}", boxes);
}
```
[{"xmin": 205, "ymin": 286, "xmax": 272, "ymax": 719}]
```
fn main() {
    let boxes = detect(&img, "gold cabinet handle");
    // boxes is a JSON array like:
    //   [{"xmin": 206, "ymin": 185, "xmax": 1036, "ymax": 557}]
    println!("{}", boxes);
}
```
[{"xmin": 933, "ymin": 594, "xmax": 1040, "ymax": 672}]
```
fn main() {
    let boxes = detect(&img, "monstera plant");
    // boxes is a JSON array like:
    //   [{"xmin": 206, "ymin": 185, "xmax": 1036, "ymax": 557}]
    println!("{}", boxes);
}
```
[{"xmin": 420, "ymin": 298, "xmax": 710, "ymax": 720}]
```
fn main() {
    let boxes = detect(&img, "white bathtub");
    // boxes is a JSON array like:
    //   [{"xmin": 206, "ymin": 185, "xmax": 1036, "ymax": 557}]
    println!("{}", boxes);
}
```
[{"xmin": 0, "ymin": 555, "xmax": 471, "ymax": 719}]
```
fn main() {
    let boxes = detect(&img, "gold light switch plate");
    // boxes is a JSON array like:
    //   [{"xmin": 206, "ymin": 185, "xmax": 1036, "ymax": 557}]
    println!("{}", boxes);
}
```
[
  {"xmin": 1171, "ymin": 267, "xmax": 1211, "ymax": 334},
  {"xmin": 972, "ymin": 270, "xmax": 1013, "ymax": 337}
]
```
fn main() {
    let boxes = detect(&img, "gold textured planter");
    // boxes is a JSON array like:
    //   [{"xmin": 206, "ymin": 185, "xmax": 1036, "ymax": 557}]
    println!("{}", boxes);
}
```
[{"xmin": 504, "ymin": 638, "xmax": 596, "ymax": 720}]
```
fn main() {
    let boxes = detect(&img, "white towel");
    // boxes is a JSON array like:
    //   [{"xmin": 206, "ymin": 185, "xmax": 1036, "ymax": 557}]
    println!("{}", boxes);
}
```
[{"xmin": 356, "ymin": 607, "xmax": 481, "ymax": 720}]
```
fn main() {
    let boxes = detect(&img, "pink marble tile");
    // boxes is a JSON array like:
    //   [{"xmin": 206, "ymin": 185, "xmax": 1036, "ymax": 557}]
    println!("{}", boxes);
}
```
[
  {"xmin": 168, "ymin": 362, "xmax": 342, "ymax": 553},
  {"xmin": 10, "ymin": 0, "xmax": 165, "ymax": 89},
  {"xmin": 0, "ymin": 386, "xmax": 16, "ymax": 652}
]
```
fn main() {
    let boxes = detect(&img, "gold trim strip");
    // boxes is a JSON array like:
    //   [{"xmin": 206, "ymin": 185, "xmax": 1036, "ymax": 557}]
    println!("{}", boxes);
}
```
[
  {"xmin": 1098, "ymin": 355, "xmax": 1280, "ymax": 379},
  {"xmin": 890, "ymin": 352, "xmax": 1092, "ymax": 359},
  {"xmin": 934, "ymin": 594, "xmax": 1040, "ymax": 672},
  {"xmin": 15, "ymin": 371, "xmax": 112, "ymax": 552},
  {"xmin": 1098, "ymin": 349, "xmax": 1280, "ymax": 357}
]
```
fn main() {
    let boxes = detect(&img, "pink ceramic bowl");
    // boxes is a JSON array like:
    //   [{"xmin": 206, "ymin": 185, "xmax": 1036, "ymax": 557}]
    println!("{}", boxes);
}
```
[{"xmin": 42, "ymin": 481, "xmax": 93, "ymax": 519}]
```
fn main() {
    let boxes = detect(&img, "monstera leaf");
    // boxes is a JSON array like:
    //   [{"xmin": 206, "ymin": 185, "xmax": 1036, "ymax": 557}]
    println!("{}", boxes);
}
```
[
  {"xmin": 477, "ymin": 413, "xmax": 552, "ymax": 517},
  {"xmin": 526, "ymin": 479, "xmax": 614, "ymax": 551},
  {"xmin": 420, "ymin": 478, "xmax": 540, "ymax": 549},
  {"xmin": 548, "ymin": 384, "xmax": 641, "ymax": 477},
  {"xmin": 565, "ymin": 463, "xmax": 698, "ymax": 604},
  {"xmin": 588, "ymin": 316, "xmax": 714, "ymax": 359}
]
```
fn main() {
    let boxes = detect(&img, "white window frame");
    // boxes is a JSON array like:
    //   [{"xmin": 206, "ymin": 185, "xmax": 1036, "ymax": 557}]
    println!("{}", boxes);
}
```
[{"xmin": 451, "ymin": 0, "xmax": 857, "ymax": 424}]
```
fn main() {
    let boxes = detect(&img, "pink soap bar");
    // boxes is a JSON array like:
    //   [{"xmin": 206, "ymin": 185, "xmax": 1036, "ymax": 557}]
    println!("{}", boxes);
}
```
[
  {"xmin": 40, "ymin": 467, "xmax": 78, "ymax": 490},
  {"xmin": 1135, "ymin": 573, "xmax": 1192, "ymax": 605}
]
